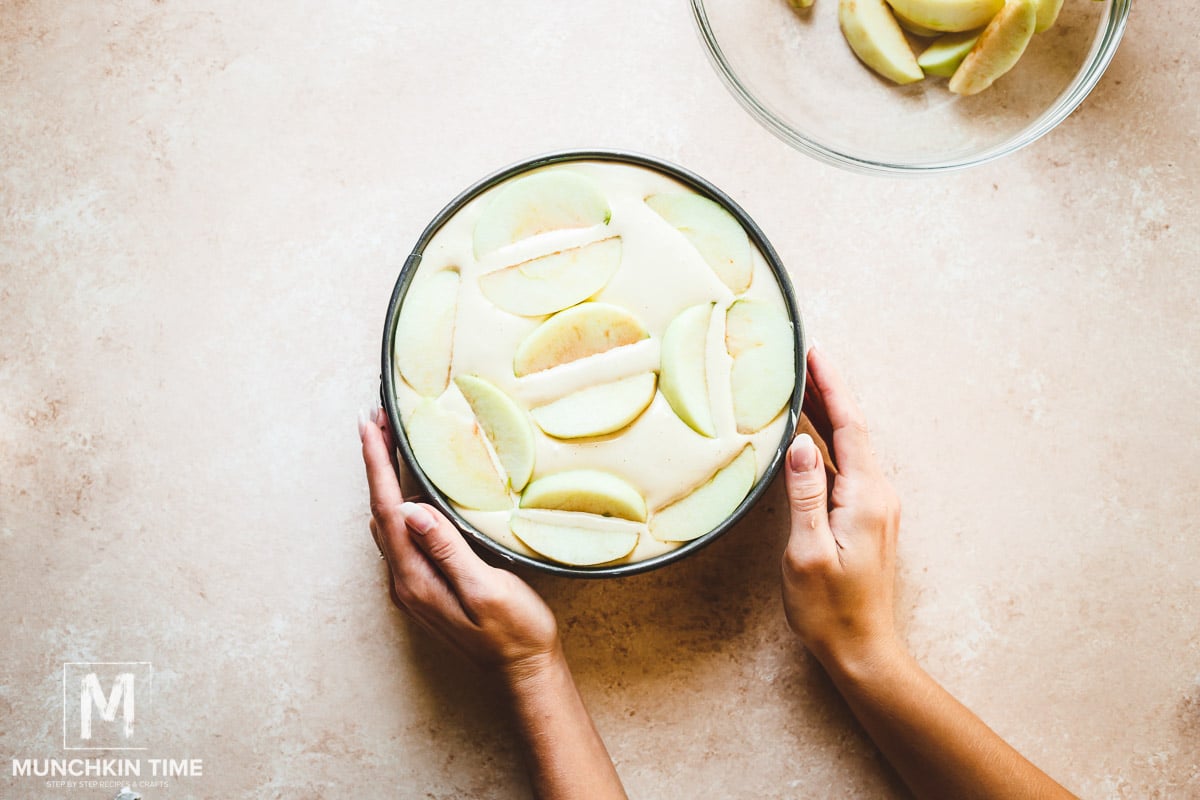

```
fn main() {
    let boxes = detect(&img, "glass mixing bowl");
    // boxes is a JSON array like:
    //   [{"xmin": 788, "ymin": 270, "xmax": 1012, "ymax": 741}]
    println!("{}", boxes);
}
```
[{"xmin": 692, "ymin": 0, "xmax": 1131, "ymax": 173}]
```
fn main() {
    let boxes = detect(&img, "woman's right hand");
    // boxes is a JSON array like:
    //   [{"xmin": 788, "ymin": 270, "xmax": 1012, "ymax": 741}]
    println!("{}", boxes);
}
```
[{"xmin": 781, "ymin": 346, "xmax": 903, "ymax": 673}]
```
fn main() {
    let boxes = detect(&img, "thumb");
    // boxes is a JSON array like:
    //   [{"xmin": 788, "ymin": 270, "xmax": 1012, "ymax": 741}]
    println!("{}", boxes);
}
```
[
  {"xmin": 401, "ymin": 502, "xmax": 490, "ymax": 595},
  {"xmin": 785, "ymin": 434, "xmax": 834, "ymax": 545}
]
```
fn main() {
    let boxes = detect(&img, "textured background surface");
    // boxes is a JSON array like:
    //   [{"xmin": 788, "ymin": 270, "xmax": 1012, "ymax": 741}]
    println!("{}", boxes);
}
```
[{"xmin": 2, "ymin": 1, "xmax": 1197, "ymax": 798}]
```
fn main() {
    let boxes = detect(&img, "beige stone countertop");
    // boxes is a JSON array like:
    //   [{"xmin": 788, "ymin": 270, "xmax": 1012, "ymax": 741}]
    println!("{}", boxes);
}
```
[{"xmin": 2, "ymin": 2, "xmax": 1197, "ymax": 798}]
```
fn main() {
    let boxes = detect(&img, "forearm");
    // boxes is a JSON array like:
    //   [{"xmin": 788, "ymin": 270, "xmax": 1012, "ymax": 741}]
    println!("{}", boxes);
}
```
[
  {"xmin": 819, "ymin": 643, "xmax": 1077, "ymax": 800},
  {"xmin": 503, "ymin": 648, "xmax": 627, "ymax": 800}
]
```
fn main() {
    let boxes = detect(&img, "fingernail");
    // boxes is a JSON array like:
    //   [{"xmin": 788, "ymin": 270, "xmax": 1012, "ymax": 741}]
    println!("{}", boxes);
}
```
[
  {"xmin": 357, "ymin": 407, "xmax": 374, "ymax": 439},
  {"xmin": 807, "ymin": 339, "xmax": 819, "ymax": 353},
  {"xmin": 790, "ymin": 433, "xmax": 818, "ymax": 471},
  {"xmin": 401, "ymin": 502, "xmax": 434, "ymax": 534}
]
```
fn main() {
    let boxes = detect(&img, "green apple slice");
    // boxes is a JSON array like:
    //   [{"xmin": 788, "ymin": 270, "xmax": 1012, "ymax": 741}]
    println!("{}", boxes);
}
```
[
  {"xmin": 650, "ymin": 445, "xmax": 757, "ymax": 543},
  {"xmin": 520, "ymin": 470, "xmax": 648, "ymax": 522},
  {"xmin": 1033, "ymin": 0, "xmax": 1063, "ymax": 32},
  {"xmin": 406, "ymin": 400, "xmax": 511, "ymax": 511},
  {"xmin": 454, "ymin": 375, "xmax": 535, "ymax": 491},
  {"xmin": 948, "ymin": 0, "xmax": 1036, "ymax": 95},
  {"xmin": 530, "ymin": 372, "xmax": 657, "ymax": 439},
  {"xmin": 645, "ymin": 193, "xmax": 752, "ymax": 294},
  {"xmin": 884, "ymin": 0, "xmax": 1004, "ymax": 32},
  {"xmin": 479, "ymin": 237, "xmax": 623, "ymax": 317},
  {"xmin": 917, "ymin": 30, "xmax": 980, "ymax": 78},
  {"xmin": 513, "ymin": 302, "xmax": 648, "ymax": 377},
  {"xmin": 509, "ymin": 509, "xmax": 640, "ymax": 566},
  {"xmin": 394, "ymin": 269, "xmax": 459, "ymax": 397},
  {"xmin": 659, "ymin": 302, "xmax": 717, "ymax": 438},
  {"xmin": 725, "ymin": 300, "xmax": 796, "ymax": 434},
  {"xmin": 473, "ymin": 171, "xmax": 611, "ymax": 259},
  {"xmin": 839, "ymin": 0, "xmax": 925, "ymax": 85}
]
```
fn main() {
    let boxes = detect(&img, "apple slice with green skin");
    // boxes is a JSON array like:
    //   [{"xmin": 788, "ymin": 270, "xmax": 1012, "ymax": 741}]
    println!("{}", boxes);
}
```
[
  {"xmin": 531, "ymin": 372, "xmax": 657, "ymax": 439},
  {"xmin": 839, "ymin": 0, "xmax": 924, "ymax": 86},
  {"xmin": 948, "ymin": 0, "xmax": 1036, "ymax": 95},
  {"xmin": 406, "ymin": 400, "xmax": 511, "ymax": 511},
  {"xmin": 510, "ymin": 509, "xmax": 640, "ymax": 566},
  {"xmin": 725, "ymin": 300, "xmax": 796, "ymax": 434},
  {"xmin": 884, "ymin": 0, "xmax": 1004, "ymax": 32},
  {"xmin": 645, "ymin": 194, "xmax": 752, "ymax": 294},
  {"xmin": 520, "ymin": 470, "xmax": 647, "ymax": 522},
  {"xmin": 650, "ymin": 445, "xmax": 756, "ymax": 543},
  {"xmin": 394, "ymin": 269, "xmax": 459, "ymax": 397},
  {"xmin": 512, "ymin": 302, "xmax": 649, "ymax": 377},
  {"xmin": 454, "ymin": 375, "xmax": 535, "ymax": 491},
  {"xmin": 917, "ymin": 30, "xmax": 980, "ymax": 78},
  {"xmin": 473, "ymin": 171, "xmax": 611, "ymax": 259},
  {"xmin": 479, "ymin": 237, "xmax": 622, "ymax": 317},
  {"xmin": 1033, "ymin": 0, "xmax": 1063, "ymax": 32},
  {"xmin": 659, "ymin": 302, "xmax": 717, "ymax": 438}
]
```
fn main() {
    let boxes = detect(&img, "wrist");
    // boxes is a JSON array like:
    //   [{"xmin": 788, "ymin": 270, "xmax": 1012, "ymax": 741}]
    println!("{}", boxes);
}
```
[
  {"xmin": 499, "ymin": 643, "xmax": 568, "ymax": 696},
  {"xmin": 812, "ymin": 633, "xmax": 910, "ymax": 687}
]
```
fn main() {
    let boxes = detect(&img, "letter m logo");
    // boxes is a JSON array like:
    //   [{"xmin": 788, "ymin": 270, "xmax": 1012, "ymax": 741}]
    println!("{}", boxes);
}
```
[
  {"xmin": 63, "ymin": 662, "xmax": 152, "ymax": 750},
  {"xmin": 81, "ymin": 672, "xmax": 135, "ymax": 740}
]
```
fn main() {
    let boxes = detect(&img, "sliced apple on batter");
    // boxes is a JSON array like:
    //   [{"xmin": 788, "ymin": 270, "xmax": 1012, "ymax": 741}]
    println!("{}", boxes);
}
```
[
  {"xmin": 725, "ymin": 300, "xmax": 796, "ymax": 434},
  {"xmin": 650, "ymin": 445, "xmax": 757, "ymax": 543},
  {"xmin": 509, "ymin": 509, "xmax": 640, "ymax": 566},
  {"xmin": 479, "ymin": 237, "xmax": 622, "ymax": 317},
  {"xmin": 512, "ymin": 302, "xmax": 649, "ymax": 377},
  {"xmin": 394, "ymin": 269, "xmax": 459, "ymax": 397},
  {"xmin": 520, "ymin": 470, "xmax": 647, "ymax": 522},
  {"xmin": 917, "ymin": 30, "xmax": 981, "ymax": 78},
  {"xmin": 839, "ymin": 0, "xmax": 924, "ymax": 85},
  {"xmin": 454, "ymin": 375, "xmax": 535, "ymax": 491},
  {"xmin": 948, "ymin": 0, "xmax": 1036, "ymax": 95},
  {"xmin": 884, "ymin": 0, "xmax": 1004, "ymax": 32},
  {"xmin": 659, "ymin": 302, "xmax": 717, "ymax": 438},
  {"xmin": 473, "ymin": 171, "xmax": 611, "ymax": 259},
  {"xmin": 645, "ymin": 194, "xmax": 752, "ymax": 294},
  {"xmin": 406, "ymin": 400, "xmax": 511, "ymax": 511},
  {"xmin": 530, "ymin": 372, "xmax": 657, "ymax": 439}
]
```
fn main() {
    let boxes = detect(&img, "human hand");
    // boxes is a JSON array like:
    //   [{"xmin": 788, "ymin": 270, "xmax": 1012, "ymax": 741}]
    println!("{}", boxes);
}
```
[
  {"xmin": 781, "ymin": 346, "xmax": 902, "ymax": 673},
  {"xmin": 359, "ymin": 408, "xmax": 560, "ymax": 681}
]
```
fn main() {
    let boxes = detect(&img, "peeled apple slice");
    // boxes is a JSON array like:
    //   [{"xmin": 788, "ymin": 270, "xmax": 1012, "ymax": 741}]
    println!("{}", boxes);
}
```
[
  {"xmin": 884, "ymin": 0, "xmax": 1004, "ymax": 33},
  {"xmin": 645, "ymin": 193, "xmax": 752, "ymax": 294},
  {"xmin": 513, "ymin": 302, "xmax": 649, "ymax": 377},
  {"xmin": 1033, "ymin": 0, "xmax": 1063, "ymax": 33},
  {"xmin": 530, "ymin": 372, "xmax": 657, "ymax": 439},
  {"xmin": 473, "ymin": 171, "xmax": 611, "ymax": 259},
  {"xmin": 895, "ymin": 11, "xmax": 942, "ymax": 37},
  {"xmin": 948, "ymin": 0, "xmax": 1036, "ymax": 95},
  {"xmin": 406, "ymin": 400, "xmax": 511, "ymax": 511},
  {"xmin": 454, "ymin": 375, "xmax": 536, "ymax": 491},
  {"xmin": 479, "ymin": 237, "xmax": 623, "ymax": 317},
  {"xmin": 520, "ymin": 470, "xmax": 648, "ymax": 522},
  {"xmin": 725, "ymin": 300, "xmax": 796, "ymax": 434},
  {"xmin": 394, "ymin": 269, "xmax": 459, "ymax": 397},
  {"xmin": 838, "ymin": 0, "xmax": 924, "ymax": 86},
  {"xmin": 509, "ymin": 509, "xmax": 640, "ymax": 566},
  {"xmin": 917, "ymin": 30, "xmax": 981, "ymax": 78},
  {"xmin": 650, "ymin": 446, "xmax": 757, "ymax": 542},
  {"xmin": 659, "ymin": 303, "xmax": 717, "ymax": 438}
]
